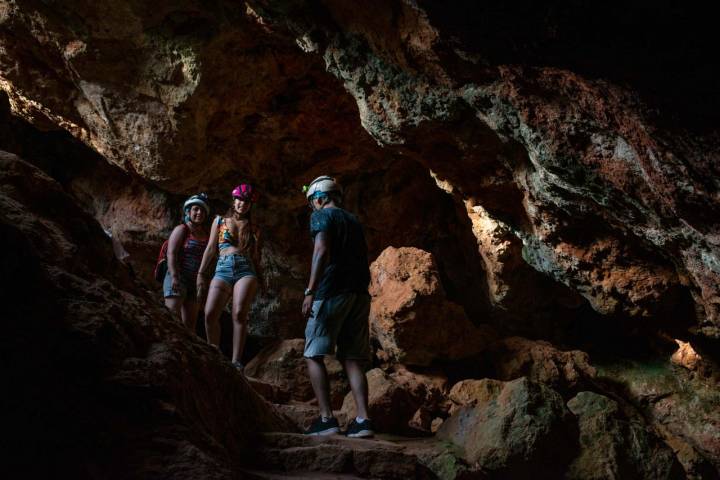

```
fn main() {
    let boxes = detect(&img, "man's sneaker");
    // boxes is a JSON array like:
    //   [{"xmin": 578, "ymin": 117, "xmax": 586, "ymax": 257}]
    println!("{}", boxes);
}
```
[
  {"xmin": 304, "ymin": 416, "xmax": 340, "ymax": 436},
  {"xmin": 344, "ymin": 418, "xmax": 374, "ymax": 438}
]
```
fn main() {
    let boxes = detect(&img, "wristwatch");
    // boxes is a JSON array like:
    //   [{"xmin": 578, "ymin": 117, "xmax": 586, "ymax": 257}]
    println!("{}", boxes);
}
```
[{"xmin": 304, "ymin": 288, "xmax": 315, "ymax": 297}]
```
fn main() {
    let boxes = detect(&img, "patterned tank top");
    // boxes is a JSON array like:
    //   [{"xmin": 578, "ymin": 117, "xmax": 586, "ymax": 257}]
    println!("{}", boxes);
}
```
[
  {"xmin": 217, "ymin": 217, "xmax": 257, "ymax": 254},
  {"xmin": 180, "ymin": 226, "xmax": 208, "ymax": 278}
]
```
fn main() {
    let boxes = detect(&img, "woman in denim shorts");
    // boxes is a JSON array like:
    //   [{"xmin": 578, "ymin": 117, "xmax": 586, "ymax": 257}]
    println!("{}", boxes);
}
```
[
  {"xmin": 196, "ymin": 184, "xmax": 263, "ymax": 371},
  {"xmin": 163, "ymin": 194, "xmax": 210, "ymax": 332}
]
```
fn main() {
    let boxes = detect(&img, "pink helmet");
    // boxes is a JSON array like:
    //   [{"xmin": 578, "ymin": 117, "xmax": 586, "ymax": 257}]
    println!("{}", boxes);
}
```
[{"xmin": 232, "ymin": 183, "xmax": 259, "ymax": 202}]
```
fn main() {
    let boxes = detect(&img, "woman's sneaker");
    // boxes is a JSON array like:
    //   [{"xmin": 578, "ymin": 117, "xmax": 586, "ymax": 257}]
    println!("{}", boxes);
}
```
[
  {"xmin": 304, "ymin": 416, "xmax": 340, "ymax": 436},
  {"xmin": 231, "ymin": 361, "xmax": 245, "ymax": 374},
  {"xmin": 344, "ymin": 418, "xmax": 374, "ymax": 438}
]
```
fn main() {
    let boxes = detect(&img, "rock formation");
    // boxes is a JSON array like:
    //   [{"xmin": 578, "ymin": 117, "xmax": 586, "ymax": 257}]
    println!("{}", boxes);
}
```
[
  {"xmin": 566, "ymin": 391, "xmax": 683, "ymax": 479},
  {"xmin": 2, "ymin": 0, "xmax": 720, "ymax": 477},
  {"xmin": 1, "ymin": 151, "xmax": 290, "ymax": 478},
  {"xmin": 369, "ymin": 246, "xmax": 494, "ymax": 366},
  {"xmin": 438, "ymin": 377, "xmax": 575, "ymax": 478}
]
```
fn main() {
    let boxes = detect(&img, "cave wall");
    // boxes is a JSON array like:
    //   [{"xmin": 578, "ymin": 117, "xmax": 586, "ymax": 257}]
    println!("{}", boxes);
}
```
[
  {"xmin": 0, "ymin": 1, "xmax": 509, "ymax": 342},
  {"xmin": 0, "ymin": 150, "xmax": 291, "ymax": 478},
  {"xmin": 241, "ymin": 0, "xmax": 720, "ymax": 345},
  {"xmin": 3, "ymin": 0, "xmax": 720, "ymax": 477},
  {"xmin": 3, "ymin": 1, "xmax": 719, "ymax": 346}
]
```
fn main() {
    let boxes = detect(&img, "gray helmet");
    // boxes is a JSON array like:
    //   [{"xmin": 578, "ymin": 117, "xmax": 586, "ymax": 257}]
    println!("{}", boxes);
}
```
[{"xmin": 304, "ymin": 175, "xmax": 342, "ymax": 200}]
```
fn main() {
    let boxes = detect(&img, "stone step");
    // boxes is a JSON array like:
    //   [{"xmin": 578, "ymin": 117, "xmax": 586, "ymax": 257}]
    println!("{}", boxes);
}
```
[
  {"xmin": 242, "ymin": 469, "xmax": 366, "ymax": 479},
  {"xmin": 249, "ymin": 432, "xmax": 474, "ymax": 480}
]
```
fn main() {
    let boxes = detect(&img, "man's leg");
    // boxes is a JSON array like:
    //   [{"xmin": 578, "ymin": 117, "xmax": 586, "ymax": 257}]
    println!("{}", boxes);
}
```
[
  {"xmin": 343, "ymin": 359, "xmax": 369, "ymax": 420},
  {"xmin": 305, "ymin": 356, "xmax": 333, "ymax": 418}
]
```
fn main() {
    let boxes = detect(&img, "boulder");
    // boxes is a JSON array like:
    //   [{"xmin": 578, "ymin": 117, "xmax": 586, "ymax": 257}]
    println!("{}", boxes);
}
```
[
  {"xmin": 370, "ymin": 247, "xmax": 495, "ymax": 366},
  {"xmin": 602, "ymin": 359, "xmax": 720, "ymax": 475},
  {"xmin": 272, "ymin": 402, "xmax": 347, "ymax": 433},
  {"xmin": 437, "ymin": 377, "xmax": 574, "ymax": 478},
  {"xmin": 340, "ymin": 367, "xmax": 449, "ymax": 436},
  {"xmin": 487, "ymin": 337, "xmax": 597, "ymax": 392},
  {"xmin": 566, "ymin": 391, "xmax": 683, "ymax": 479},
  {"xmin": 245, "ymin": 339, "xmax": 348, "ymax": 409},
  {"xmin": 446, "ymin": 378, "xmax": 505, "ymax": 415},
  {"xmin": 250, "ymin": 432, "xmax": 469, "ymax": 480}
]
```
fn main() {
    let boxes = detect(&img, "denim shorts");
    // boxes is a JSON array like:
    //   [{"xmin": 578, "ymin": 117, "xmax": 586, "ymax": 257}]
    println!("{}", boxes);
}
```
[
  {"xmin": 213, "ymin": 253, "xmax": 257, "ymax": 287},
  {"xmin": 304, "ymin": 292, "xmax": 371, "ymax": 361},
  {"xmin": 163, "ymin": 270, "xmax": 197, "ymax": 299}
]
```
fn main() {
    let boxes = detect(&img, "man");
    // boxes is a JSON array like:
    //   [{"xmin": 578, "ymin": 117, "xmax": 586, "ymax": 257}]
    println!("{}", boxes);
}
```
[{"xmin": 301, "ymin": 175, "xmax": 374, "ymax": 438}]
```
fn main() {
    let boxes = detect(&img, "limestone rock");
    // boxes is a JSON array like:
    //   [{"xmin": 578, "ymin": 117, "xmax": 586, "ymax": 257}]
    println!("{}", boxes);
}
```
[
  {"xmin": 437, "ymin": 377, "xmax": 574, "ymax": 478},
  {"xmin": 245, "ymin": 339, "xmax": 348, "ymax": 409},
  {"xmin": 487, "ymin": 336, "xmax": 597, "ymax": 392},
  {"xmin": 447, "ymin": 378, "xmax": 505, "ymax": 415},
  {"xmin": 566, "ymin": 391, "xmax": 683, "ymax": 479},
  {"xmin": 4, "ymin": 1, "xmax": 720, "ymax": 343},
  {"xmin": 340, "ymin": 367, "xmax": 448, "ymax": 436},
  {"xmin": 602, "ymin": 359, "xmax": 720, "ymax": 476},
  {"xmin": 272, "ymin": 402, "xmax": 347, "ymax": 433},
  {"xmin": 370, "ymin": 246, "xmax": 495, "ymax": 366},
  {"xmin": 243, "ymin": 0, "xmax": 720, "ymax": 342},
  {"xmin": 250, "ymin": 432, "xmax": 469, "ymax": 480}
]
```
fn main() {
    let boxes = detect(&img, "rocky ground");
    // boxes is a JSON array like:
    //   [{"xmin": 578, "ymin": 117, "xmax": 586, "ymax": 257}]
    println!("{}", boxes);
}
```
[{"xmin": 2, "ymin": 0, "xmax": 719, "ymax": 478}]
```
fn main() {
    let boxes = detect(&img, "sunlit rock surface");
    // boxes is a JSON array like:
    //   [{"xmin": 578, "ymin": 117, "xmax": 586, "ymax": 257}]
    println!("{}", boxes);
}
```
[{"xmin": 369, "ymin": 246, "xmax": 495, "ymax": 366}]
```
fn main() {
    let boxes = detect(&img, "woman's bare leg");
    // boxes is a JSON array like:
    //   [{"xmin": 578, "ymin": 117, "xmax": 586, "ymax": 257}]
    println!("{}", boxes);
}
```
[
  {"xmin": 204, "ymin": 279, "xmax": 232, "ymax": 346},
  {"xmin": 164, "ymin": 297, "xmax": 182, "ymax": 320},
  {"xmin": 181, "ymin": 298, "xmax": 200, "ymax": 334},
  {"xmin": 231, "ymin": 276, "xmax": 258, "ymax": 363}
]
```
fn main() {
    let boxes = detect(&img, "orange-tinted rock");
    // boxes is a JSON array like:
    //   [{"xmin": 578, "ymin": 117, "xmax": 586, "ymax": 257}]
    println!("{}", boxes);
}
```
[
  {"xmin": 671, "ymin": 339, "xmax": 702, "ymax": 371},
  {"xmin": 369, "ymin": 247, "xmax": 495, "ymax": 366},
  {"xmin": 245, "ymin": 339, "xmax": 348, "ymax": 409},
  {"xmin": 487, "ymin": 336, "xmax": 596, "ymax": 392},
  {"xmin": 250, "ymin": 432, "xmax": 468, "ymax": 479},
  {"xmin": 272, "ymin": 402, "xmax": 347, "ymax": 433},
  {"xmin": 340, "ymin": 367, "xmax": 448, "ymax": 436},
  {"xmin": 247, "ymin": 377, "xmax": 292, "ymax": 404},
  {"xmin": 240, "ymin": 1, "xmax": 720, "ymax": 343},
  {"xmin": 3, "ymin": 2, "xmax": 720, "ymax": 476},
  {"xmin": 447, "ymin": 378, "xmax": 505, "ymax": 415}
]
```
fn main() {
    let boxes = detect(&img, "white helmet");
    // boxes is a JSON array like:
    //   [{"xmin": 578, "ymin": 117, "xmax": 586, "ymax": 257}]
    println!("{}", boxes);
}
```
[
  {"xmin": 183, "ymin": 193, "xmax": 210, "ymax": 215},
  {"xmin": 304, "ymin": 175, "xmax": 342, "ymax": 200}
]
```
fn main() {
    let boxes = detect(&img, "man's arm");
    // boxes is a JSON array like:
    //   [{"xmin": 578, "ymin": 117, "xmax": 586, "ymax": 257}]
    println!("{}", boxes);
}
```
[{"xmin": 302, "ymin": 231, "xmax": 331, "ymax": 318}]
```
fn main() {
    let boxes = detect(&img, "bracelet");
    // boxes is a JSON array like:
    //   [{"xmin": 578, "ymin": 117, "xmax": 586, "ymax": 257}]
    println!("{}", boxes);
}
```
[{"xmin": 304, "ymin": 287, "xmax": 315, "ymax": 297}]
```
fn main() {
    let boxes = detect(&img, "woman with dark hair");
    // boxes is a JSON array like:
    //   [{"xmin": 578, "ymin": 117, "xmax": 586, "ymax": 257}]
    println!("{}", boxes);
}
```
[
  {"xmin": 164, "ymin": 193, "xmax": 210, "ymax": 332},
  {"xmin": 197, "ymin": 184, "xmax": 263, "ymax": 371}
]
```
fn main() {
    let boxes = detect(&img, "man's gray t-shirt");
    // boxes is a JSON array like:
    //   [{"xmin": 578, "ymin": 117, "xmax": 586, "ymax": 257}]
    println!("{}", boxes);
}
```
[{"xmin": 309, "ymin": 207, "xmax": 370, "ymax": 300}]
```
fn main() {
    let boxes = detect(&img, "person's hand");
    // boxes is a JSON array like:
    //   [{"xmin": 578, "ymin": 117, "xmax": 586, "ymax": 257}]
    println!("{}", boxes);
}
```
[
  {"xmin": 171, "ymin": 274, "xmax": 181, "ymax": 293},
  {"xmin": 302, "ymin": 294, "xmax": 314, "ymax": 319},
  {"xmin": 196, "ymin": 275, "xmax": 208, "ymax": 302}
]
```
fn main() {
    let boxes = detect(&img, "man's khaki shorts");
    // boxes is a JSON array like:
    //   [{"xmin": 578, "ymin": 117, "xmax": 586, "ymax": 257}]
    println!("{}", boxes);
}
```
[{"xmin": 303, "ymin": 292, "xmax": 370, "ymax": 361}]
